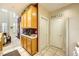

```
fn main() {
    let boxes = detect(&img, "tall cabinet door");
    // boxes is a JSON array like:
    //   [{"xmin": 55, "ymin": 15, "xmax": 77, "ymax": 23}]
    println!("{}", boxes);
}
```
[
  {"xmin": 26, "ymin": 7, "xmax": 32, "ymax": 28},
  {"xmin": 31, "ymin": 6, "xmax": 37, "ymax": 28},
  {"xmin": 23, "ymin": 12, "xmax": 27, "ymax": 28}
]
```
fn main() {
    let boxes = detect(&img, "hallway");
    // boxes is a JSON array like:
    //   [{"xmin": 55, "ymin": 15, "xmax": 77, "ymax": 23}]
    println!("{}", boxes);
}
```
[
  {"xmin": 0, "ymin": 3, "xmax": 69, "ymax": 56},
  {"xmin": 0, "ymin": 3, "xmax": 79, "ymax": 56}
]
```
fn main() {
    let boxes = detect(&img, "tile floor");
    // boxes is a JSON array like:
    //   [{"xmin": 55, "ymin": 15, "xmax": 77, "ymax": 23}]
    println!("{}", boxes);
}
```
[
  {"xmin": 0, "ymin": 46, "xmax": 65, "ymax": 56},
  {"xmin": 35, "ymin": 46, "xmax": 65, "ymax": 56},
  {"xmin": 0, "ymin": 37, "xmax": 65, "ymax": 56}
]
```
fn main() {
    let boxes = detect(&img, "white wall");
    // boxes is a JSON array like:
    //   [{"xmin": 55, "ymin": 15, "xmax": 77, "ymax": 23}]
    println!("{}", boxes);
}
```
[
  {"xmin": 68, "ymin": 17, "xmax": 79, "ymax": 55},
  {"xmin": 51, "ymin": 4, "xmax": 79, "ymax": 56}
]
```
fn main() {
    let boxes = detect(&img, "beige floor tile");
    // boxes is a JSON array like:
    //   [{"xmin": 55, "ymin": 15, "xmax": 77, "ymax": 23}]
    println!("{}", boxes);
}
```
[
  {"xmin": 38, "ymin": 46, "xmax": 65, "ymax": 56},
  {"xmin": 43, "ymin": 48, "xmax": 57, "ymax": 56},
  {"xmin": 41, "ymin": 47, "xmax": 49, "ymax": 54},
  {"xmin": 17, "ymin": 47, "xmax": 30, "ymax": 56},
  {"xmin": 34, "ymin": 52, "xmax": 42, "ymax": 56},
  {"xmin": 55, "ymin": 49, "xmax": 65, "ymax": 56}
]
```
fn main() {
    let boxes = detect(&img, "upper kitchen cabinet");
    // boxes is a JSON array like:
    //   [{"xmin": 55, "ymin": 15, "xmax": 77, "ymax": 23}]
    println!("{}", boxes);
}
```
[
  {"xmin": 21, "ymin": 5, "xmax": 37, "ymax": 28},
  {"xmin": 20, "ymin": 11, "xmax": 27, "ymax": 28},
  {"xmin": 31, "ymin": 5, "xmax": 37, "ymax": 28},
  {"xmin": 23, "ymin": 12, "xmax": 27, "ymax": 28}
]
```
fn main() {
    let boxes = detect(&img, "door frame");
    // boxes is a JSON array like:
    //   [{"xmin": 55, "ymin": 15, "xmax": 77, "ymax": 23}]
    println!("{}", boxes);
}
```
[{"xmin": 65, "ymin": 18, "xmax": 69, "ymax": 56}]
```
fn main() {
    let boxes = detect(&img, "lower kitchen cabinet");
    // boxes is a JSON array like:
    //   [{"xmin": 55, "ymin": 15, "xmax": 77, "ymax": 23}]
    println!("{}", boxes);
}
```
[
  {"xmin": 21, "ymin": 35, "xmax": 27, "ymax": 49},
  {"xmin": 0, "ymin": 41, "xmax": 3, "ymax": 51},
  {"xmin": 21, "ymin": 35, "xmax": 38, "ymax": 55},
  {"xmin": 26, "ymin": 38, "xmax": 31, "ymax": 54},
  {"xmin": 23, "ymin": 36, "xmax": 27, "ymax": 50},
  {"xmin": 31, "ymin": 38, "xmax": 37, "ymax": 55},
  {"xmin": 21, "ymin": 35, "xmax": 24, "ymax": 48}
]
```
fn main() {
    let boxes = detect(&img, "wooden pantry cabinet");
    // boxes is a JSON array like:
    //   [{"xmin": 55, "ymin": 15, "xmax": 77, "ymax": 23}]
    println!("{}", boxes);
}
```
[{"xmin": 20, "ymin": 5, "xmax": 37, "ymax": 28}]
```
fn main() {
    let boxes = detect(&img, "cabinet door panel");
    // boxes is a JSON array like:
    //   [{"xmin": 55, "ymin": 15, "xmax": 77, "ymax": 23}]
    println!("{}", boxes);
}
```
[
  {"xmin": 21, "ymin": 36, "xmax": 24, "ymax": 48},
  {"xmin": 26, "ymin": 38, "xmax": 31, "ymax": 54},
  {"xmin": 32, "ymin": 38, "xmax": 37, "ymax": 55},
  {"xmin": 23, "ymin": 13, "xmax": 27, "ymax": 28},
  {"xmin": 23, "ymin": 37, "xmax": 27, "ymax": 50},
  {"xmin": 21, "ymin": 5, "xmax": 37, "ymax": 28},
  {"xmin": 31, "ymin": 6, "xmax": 37, "ymax": 28},
  {"xmin": 27, "ymin": 8, "xmax": 32, "ymax": 28}
]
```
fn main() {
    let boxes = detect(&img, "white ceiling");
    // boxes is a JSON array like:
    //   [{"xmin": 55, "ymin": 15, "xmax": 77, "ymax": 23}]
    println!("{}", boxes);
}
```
[
  {"xmin": 0, "ymin": 3, "xmax": 29, "ymax": 15},
  {"xmin": 0, "ymin": 3, "xmax": 71, "ymax": 16},
  {"xmin": 39, "ymin": 3, "xmax": 71, "ymax": 12}
]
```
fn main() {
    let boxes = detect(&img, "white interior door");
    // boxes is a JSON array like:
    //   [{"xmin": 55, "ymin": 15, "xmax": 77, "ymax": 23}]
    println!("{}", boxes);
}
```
[
  {"xmin": 50, "ymin": 18, "xmax": 65, "ymax": 50},
  {"xmin": 39, "ymin": 16, "xmax": 49, "ymax": 51}
]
